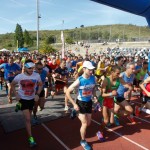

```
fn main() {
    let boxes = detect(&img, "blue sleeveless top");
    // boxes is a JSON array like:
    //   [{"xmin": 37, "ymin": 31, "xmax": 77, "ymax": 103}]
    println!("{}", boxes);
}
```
[
  {"xmin": 117, "ymin": 72, "xmax": 134, "ymax": 97},
  {"xmin": 77, "ymin": 75, "xmax": 96, "ymax": 102},
  {"xmin": 34, "ymin": 70, "xmax": 47, "ymax": 88}
]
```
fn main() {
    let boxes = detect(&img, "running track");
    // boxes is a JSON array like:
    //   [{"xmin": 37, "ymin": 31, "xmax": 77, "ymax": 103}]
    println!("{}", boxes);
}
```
[{"xmin": 0, "ymin": 97, "xmax": 150, "ymax": 150}]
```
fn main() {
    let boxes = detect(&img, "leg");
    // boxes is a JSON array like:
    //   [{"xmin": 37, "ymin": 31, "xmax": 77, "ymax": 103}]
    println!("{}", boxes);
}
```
[
  {"xmin": 78, "ymin": 113, "xmax": 89, "ymax": 140},
  {"xmin": 7, "ymin": 82, "xmax": 12, "ymax": 103},
  {"xmin": 22, "ymin": 109, "xmax": 32, "ymax": 137}
]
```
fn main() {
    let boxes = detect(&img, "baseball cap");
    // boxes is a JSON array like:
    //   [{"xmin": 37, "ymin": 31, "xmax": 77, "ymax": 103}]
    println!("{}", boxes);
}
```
[
  {"xmin": 83, "ymin": 61, "xmax": 95, "ymax": 69},
  {"xmin": 24, "ymin": 62, "xmax": 35, "ymax": 68}
]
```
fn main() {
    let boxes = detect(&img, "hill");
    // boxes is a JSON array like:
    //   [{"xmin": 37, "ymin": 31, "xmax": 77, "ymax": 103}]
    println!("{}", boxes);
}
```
[{"xmin": 0, "ymin": 24, "xmax": 150, "ymax": 51}]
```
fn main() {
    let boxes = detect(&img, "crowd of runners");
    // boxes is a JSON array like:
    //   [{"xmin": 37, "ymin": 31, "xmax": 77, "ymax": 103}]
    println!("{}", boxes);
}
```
[{"xmin": 0, "ymin": 48, "xmax": 150, "ymax": 150}]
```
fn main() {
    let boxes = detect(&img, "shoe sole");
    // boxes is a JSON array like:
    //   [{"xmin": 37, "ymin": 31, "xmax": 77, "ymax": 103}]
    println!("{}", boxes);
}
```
[{"xmin": 96, "ymin": 133, "xmax": 105, "ymax": 142}]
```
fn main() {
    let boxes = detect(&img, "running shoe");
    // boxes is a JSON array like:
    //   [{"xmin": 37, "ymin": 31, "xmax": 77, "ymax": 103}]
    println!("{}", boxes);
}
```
[
  {"xmin": 28, "ymin": 136, "xmax": 37, "ymax": 147},
  {"xmin": 96, "ymin": 131, "xmax": 105, "ymax": 142},
  {"xmin": 114, "ymin": 114, "xmax": 120, "ymax": 126},
  {"xmin": 70, "ymin": 109, "xmax": 77, "ymax": 119},
  {"xmin": 80, "ymin": 140, "xmax": 91, "ymax": 150},
  {"xmin": 135, "ymin": 106, "xmax": 140, "ymax": 117},
  {"xmin": 64, "ymin": 106, "xmax": 70, "ymax": 111},
  {"xmin": 127, "ymin": 116, "xmax": 136, "ymax": 124}
]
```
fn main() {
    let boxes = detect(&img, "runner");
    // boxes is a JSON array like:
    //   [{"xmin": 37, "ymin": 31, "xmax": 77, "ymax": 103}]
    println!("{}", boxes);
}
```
[
  {"xmin": 135, "ymin": 71, "xmax": 150, "ymax": 116},
  {"xmin": 114, "ymin": 62, "xmax": 136, "ymax": 124},
  {"xmin": 66, "ymin": 61, "xmax": 96, "ymax": 150},
  {"xmin": 53, "ymin": 60, "xmax": 69, "ymax": 111},
  {"xmin": 11, "ymin": 59, "xmax": 43, "ymax": 147},
  {"xmin": 96, "ymin": 66, "xmax": 133, "ymax": 141},
  {"xmin": 33, "ymin": 62, "xmax": 48, "ymax": 121},
  {"xmin": 0, "ymin": 56, "xmax": 21, "ymax": 103}
]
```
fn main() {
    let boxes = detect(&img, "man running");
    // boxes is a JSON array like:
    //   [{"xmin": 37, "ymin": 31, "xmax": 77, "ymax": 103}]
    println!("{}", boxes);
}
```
[
  {"xmin": 97, "ymin": 66, "xmax": 132, "ymax": 141},
  {"xmin": 11, "ymin": 59, "xmax": 43, "ymax": 147},
  {"xmin": 66, "ymin": 61, "xmax": 96, "ymax": 150}
]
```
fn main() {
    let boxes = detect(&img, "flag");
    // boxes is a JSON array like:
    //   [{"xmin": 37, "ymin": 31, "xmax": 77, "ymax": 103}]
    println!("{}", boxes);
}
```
[{"xmin": 61, "ymin": 31, "xmax": 65, "ymax": 59}]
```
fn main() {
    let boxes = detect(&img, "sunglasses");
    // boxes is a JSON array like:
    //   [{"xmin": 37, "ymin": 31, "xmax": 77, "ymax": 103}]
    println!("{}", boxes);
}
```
[
  {"xmin": 37, "ymin": 68, "xmax": 43, "ymax": 70},
  {"xmin": 28, "ymin": 67, "xmax": 34, "ymax": 69}
]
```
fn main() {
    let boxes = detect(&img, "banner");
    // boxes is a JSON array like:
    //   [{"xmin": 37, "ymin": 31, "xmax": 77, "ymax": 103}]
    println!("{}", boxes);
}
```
[{"xmin": 61, "ymin": 31, "xmax": 65, "ymax": 59}]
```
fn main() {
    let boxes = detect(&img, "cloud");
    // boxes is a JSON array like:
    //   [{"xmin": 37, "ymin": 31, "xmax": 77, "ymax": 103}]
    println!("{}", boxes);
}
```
[
  {"xmin": 0, "ymin": 17, "xmax": 16, "ymax": 24},
  {"xmin": 40, "ymin": 0, "xmax": 53, "ymax": 5},
  {"xmin": 10, "ymin": 0, "xmax": 26, "ymax": 7}
]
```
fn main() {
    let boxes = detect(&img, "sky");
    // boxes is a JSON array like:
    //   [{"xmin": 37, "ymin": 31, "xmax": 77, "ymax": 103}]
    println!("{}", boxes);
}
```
[{"xmin": 0, "ymin": 0, "xmax": 148, "ymax": 34}]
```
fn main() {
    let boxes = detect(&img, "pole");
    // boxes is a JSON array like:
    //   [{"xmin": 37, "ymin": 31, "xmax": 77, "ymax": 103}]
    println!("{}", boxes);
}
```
[
  {"xmin": 109, "ymin": 25, "xmax": 111, "ymax": 41},
  {"xmin": 36, "ymin": 0, "xmax": 39, "ymax": 51},
  {"xmin": 123, "ymin": 25, "xmax": 125, "ymax": 42},
  {"xmin": 139, "ymin": 26, "xmax": 141, "ymax": 41},
  {"xmin": 61, "ymin": 20, "xmax": 65, "ymax": 59}
]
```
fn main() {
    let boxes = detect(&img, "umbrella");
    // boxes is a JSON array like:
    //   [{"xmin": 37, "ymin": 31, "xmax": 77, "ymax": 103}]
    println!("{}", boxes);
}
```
[{"xmin": 0, "ymin": 48, "xmax": 9, "ymax": 52}]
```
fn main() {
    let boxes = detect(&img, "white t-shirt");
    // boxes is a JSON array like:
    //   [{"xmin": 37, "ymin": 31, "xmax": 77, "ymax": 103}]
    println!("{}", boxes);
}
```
[{"xmin": 13, "ymin": 72, "xmax": 41, "ymax": 100}]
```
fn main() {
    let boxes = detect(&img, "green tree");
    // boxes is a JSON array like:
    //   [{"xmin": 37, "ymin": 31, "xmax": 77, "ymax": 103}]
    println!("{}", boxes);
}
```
[
  {"xmin": 45, "ymin": 35, "xmax": 55, "ymax": 44},
  {"xmin": 24, "ymin": 30, "xmax": 33, "ymax": 47},
  {"xmin": 39, "ymin": 43, "xmax": 56, "ymax": 54},
  {"xmin": 14, "ymin": 24, "xmax": 24, "ymax": 48},
  {"xmin": 66, "ymin": 37, "xmax": 74, "ymax": 44}
]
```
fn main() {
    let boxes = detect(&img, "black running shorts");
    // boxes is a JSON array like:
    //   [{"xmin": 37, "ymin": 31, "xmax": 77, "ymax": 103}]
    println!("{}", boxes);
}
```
[
  {"xmin": 76, "ymin": 99, "xmax": 92, "ymax": 114},
  {"xmin": 19, "ymin": 99, "xmax": 35, "ymax": 111}
]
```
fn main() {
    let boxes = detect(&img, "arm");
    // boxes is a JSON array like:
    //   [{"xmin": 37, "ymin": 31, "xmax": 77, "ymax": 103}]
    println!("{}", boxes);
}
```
[
  {"xmin": 101, "ymin": 79, "xmax": 117, "ymax": 97},
  {"xmin": 11, "ymin": 79, "xmax": 19, "ymax": 101},
  {"xmin": 139, "ymin": 77, "xmax": 150, "ymax": 97},
  {"xmin": 119, "ymin": 77, "xmax": 133, "ymax": 91},
  {"xmin": 66, "ymin": 79, "xmax": 80, "ymax": 110}
]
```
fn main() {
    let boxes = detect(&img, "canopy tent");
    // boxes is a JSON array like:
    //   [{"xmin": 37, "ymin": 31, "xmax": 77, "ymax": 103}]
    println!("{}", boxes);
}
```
[
  {"xmin": 18, "ymin": 47, "xmax": 29, "ymax": 52},
  {"xmin": 91, "ymin": 0, "xmax": 150, "ymax": 26},
  {"xmin": 0, "ymin": 48, "xmax": 10, "ymax": 52}
]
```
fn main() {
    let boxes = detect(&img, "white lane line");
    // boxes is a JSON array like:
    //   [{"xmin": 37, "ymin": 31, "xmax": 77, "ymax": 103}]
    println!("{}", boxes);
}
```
[
  {"xmin": 92, "ymin": 119, "xmax": 149, "ymax": 150},
  {"xmin": 42, "ymin": 123, "xmax": 71, "ymax": 150},
  {"xmin": 135, "ymin": 116, "xmax": 150, "ymax": 124}
]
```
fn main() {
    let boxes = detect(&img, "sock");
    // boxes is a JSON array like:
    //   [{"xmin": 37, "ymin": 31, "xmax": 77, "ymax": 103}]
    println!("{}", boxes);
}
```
[{"xmin": 141, "ymin": 108, "xmax": 150, "ymax": 115}]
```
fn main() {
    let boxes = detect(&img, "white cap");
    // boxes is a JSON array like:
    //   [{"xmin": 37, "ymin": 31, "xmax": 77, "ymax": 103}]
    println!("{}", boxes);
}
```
[
  {"xmin": 24, "ymin": 62, "xmax": 35, "ymax": 68},
  {"xmin": 83, "ymin": 61, "xmax": 95, "ymax": 69}
]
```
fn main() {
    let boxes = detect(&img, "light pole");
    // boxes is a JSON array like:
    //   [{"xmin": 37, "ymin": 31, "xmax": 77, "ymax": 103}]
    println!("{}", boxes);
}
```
[
  {"xmin": 36, "ymin": 0, "xmax": 41, "ymax": 51},
  {"xmin": 139, "ymin": 26, "xmax": 141, "ymax": 41}
]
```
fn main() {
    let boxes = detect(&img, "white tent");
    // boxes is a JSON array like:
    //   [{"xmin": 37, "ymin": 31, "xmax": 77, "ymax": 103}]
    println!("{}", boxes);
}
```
[{"xmin": 0, "ymin": 48, "xmax": 10, "ymax": 52}]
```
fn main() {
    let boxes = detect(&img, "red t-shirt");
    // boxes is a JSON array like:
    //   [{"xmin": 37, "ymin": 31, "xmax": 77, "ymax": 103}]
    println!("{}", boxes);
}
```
[
  {"xmin": 0, "ymin": 59, "xmax": 4, "ymax": 65},
  {"xmin": 142, "ymin": 83, "xmax": 150, "ymax": 96},
  {"xmin": 49, "ymin": 62, "xmax": 58, "ymax": 70}
]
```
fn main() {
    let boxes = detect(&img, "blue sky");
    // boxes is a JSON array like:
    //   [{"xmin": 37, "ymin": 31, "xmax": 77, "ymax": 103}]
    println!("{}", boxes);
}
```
[{"xmin": 0, "ymin": 0, "xmax": 148, "ymax": 34}]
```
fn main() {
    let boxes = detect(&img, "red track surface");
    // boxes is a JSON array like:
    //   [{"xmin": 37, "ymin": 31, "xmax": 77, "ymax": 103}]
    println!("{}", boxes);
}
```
[{"xmin": 0, "ymin": 97, "xmax": 150, "ymax": 150}]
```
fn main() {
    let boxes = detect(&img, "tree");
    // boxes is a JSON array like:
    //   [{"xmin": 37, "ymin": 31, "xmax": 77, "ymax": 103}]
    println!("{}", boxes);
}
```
[
  {"xmin": 39, "ymin": 43, "xmax": 56, "ymax": 54},
  {"xmin": 24, "ymin": 30, "xmax": 33, "ymax": 47},
  {"xmin": 66, "ymin": 37, "xmax": 74, "ymax": 44},
  {"xmin": 14, "ymin": 24, "xmax": 24, "ymax": 48},
  {"xmin": 45, "ymin": 35, "xmax": 55, "ymax": 44},
  {"xmin": 80, "ymin": 25, "xmax": 84, "ymax": 28}
]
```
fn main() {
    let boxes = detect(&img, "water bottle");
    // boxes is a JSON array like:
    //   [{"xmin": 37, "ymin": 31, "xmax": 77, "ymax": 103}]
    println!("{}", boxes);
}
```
[
  {"xmin": 15, "ymin": 102, "xmax": 22, "ymax": 112},
  {"xmin": 148, "ymin": 52, "xmax": 150, "ymax": 71}
]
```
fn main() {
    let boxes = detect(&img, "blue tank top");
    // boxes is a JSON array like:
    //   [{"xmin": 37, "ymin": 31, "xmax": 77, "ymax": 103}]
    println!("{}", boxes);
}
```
[
  {"xmin": 117, "ymin": 72, "xmax": 134, "ymax": 97},
  {"xmin": 34, "ymin": 70, "xmax": 47, "ymax": 88},
  {"xmin": 77, "ymin": 75, "xmax": 96, "ymax": 102}
]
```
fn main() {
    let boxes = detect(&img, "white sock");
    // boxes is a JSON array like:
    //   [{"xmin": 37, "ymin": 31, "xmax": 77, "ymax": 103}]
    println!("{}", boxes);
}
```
[{"xmin": 141, "ymin": 108, "xmax": 150, "ymax": 115}]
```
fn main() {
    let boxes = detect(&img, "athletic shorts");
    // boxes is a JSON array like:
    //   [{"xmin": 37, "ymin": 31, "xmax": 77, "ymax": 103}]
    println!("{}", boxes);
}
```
[
  {"xmin": 44, "ymin": 82, "xmax": 48, "ymax": 88},
  {"xmin": 39, "ymin": 89, "xmax": 45, "ymax": 97},
  {"xmin": 55, "ymin": 80, "xmax": 67, "ymax": 89},
  {"xmin": 0, "ymin": 71, "xmax": 4, "ymax": 77},
  {"xmin": 141, "ymin": 96, "xmax": 150, "ymax": 104},
  {"xmin": 19, "ymin": 99, "xmax": 35, "ymax": 111},
  {"xmin": 116, "ymin": 97, "xmax": 125, "ymax": 103},
  {"xmin": 103, "ymin": 97, "xmax": 114, "ymax": 109},
  {"xmin": 76, "ymin": 99, "xmax": 92, "ymax": 114}
]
